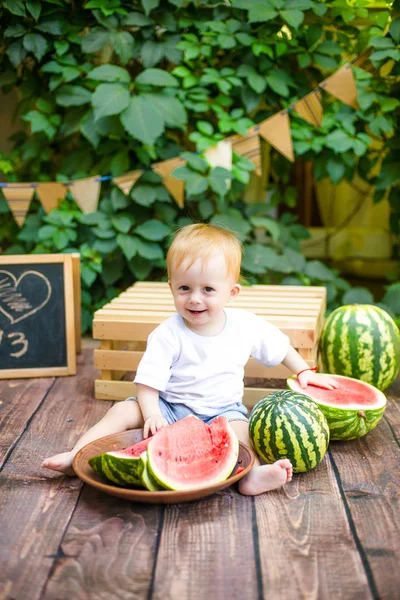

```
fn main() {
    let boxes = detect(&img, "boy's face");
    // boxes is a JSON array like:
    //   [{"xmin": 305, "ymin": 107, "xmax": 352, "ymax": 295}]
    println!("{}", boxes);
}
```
[{"xmin": 168, "ymin": 252, "xmax": 240, "ymax": 335}]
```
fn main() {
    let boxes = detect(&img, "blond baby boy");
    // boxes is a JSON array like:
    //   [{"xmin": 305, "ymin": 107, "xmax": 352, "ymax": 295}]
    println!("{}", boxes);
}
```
[{"xmin": 42, "ymin": 223, "xmax": 337, "ymax": 495}]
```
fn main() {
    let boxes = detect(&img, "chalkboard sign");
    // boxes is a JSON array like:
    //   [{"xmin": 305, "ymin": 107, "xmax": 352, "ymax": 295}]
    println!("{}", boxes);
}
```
[{"xmin": 0, "ymin": 254, "xmax": 79, "ymax": 378}]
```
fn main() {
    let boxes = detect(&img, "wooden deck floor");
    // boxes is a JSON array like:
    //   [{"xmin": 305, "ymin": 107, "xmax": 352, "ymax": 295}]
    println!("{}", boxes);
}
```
[{"xmin": 1, "ymin": 348, "xmax": 399, "ymax": 600}]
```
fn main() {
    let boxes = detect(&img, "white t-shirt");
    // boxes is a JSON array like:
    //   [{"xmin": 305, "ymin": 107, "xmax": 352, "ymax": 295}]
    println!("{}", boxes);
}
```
[{"xmin": 133, "ymin": 308, "xmax": 290, "ymax": 416}]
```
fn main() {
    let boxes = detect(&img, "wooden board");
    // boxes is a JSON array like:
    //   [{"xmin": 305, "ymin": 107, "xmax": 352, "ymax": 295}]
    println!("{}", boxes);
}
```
[{"xmin": 0, "ymin": 254, "xmax": 79, "ymax": 378}]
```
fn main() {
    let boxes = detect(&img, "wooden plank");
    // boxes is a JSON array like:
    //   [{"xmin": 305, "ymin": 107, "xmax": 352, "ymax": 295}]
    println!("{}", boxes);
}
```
[
  {"xmin": 151, "ymin": 492, "xmax": 259, "ymax": 600},
  {"xmin": 111, "ymin": 294, "xmax": 323, "ymax": 307},
  {"xmin": 94, "ymin": 349, "xmax": 314, "ymax": 380},
  {"xmin": 93, "ymin": 317, "xmax": 320, "ymax": 348},
  {"xmin": 0, "ymin": 350, "xmax": 113, "ymax": 600},
  {"xmin": 106, "ymin": 302, "xmax": 321, "ymax": 317},
  {"xmin": 254, "ymin": 458, "xmax": 373, "ymax": 599},
  {"xmin": 94, "ymin": 379, "xmax": 280, "ymax": 404},
  {"xmin": 41, "ymin": 487, "xmax": 161, "ymax": 600},
  {"xmin": 132, "ymin": 281, "xmax": 326, "ymax": 295},
  {"xmin": 327, "ymin": 413, "xmax": 400, "ymax": 599},
  {"xmin": 0, "ymin": 377, "xmax": 54, "ymax": 468}
]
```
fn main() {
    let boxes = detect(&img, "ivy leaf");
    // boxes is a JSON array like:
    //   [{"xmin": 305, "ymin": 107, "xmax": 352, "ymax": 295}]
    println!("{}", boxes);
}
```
[
  {"xmin": 326, "ymin": 157, "xmax": 345, "ymax": 183},
  {"xmin": 110, "ymin": 31, "xmax": 135, "ymax": 65},
  {"xmin": 141, "ymin": 41, "xmax": 164, "ymax": 68},
  {"xmin": 248, "ymin": 73, "xmax": 267, "ymax": 94},
  {"xmin": 112, "ymin": 214, "xmax": 135, "ymax": 233},
  {"xmin": 280, "ymin": 9, "xmax": 304, "ymax": 29},
  {"xmin": 248, "ymin": 7, "xmax": 278, "ymax": 23},
  {"xmin": 211, "ymin": 210, "xmax": 252, "ymax": 240},
  {"xmin": 389, "ymin": 18, "xmax": 400, "ymax": 44},
  {"xmin": 56, "ymin": 85, "xmax": 92, "ymax": 106},
  {"xmin": 129, "ymin": 256, "xmax": 154, "ymax": 280},
  {"xmin": 4, "ymin": 24, "xmax": 26, "ymax": 37},
  {"xmin": 135, "ymin": 237, "xmax": 164, "ymax": 260},
  {"xmin": 241, "ymin": 244, "xmax": 277, "ymax": 273},
  {"xmin": 342, "ymin": 287, "xmax": 374, "ymax": 305},
  {"xmin": 26, "ymin": 0, "xmax": 41, "ymax": 20},
  {"xmin": 304, "ymin": 260, "xmax": 335, "ymax": 282},
  {"xmin": 131, "ymin": 184, "xmax": 158, "ymax": 206},
  {"xmin": 149, "ymin": 94, "xmax": 187, "ymax": 129},
  {"xmin": 135, "ymin": 220, "xmax": 171, "ymax": 241},
  {"xmin": 92, "ymin": 83, "xmax": 130, "ymax": 119},
  {"xmin": 208, "ymin": 167, "xmax": 231, "ymax": 197},
  {"xmin": 35, "ymin": 18, "xmax": 65, "ymax": 35},
  {"xmin": 141, "ymin": 0, "xmax": 159, "ymax": 16},
  {"xmin": 120, "ymin": 95, "xmax": 164, "ymax": 145},
  {"xmin": 4, "ymin": 0, "xmax": 26, "ymax": 16},
  {"xmin": 81, "ymin": 28, "xmax": 109, "ymax": 53},
  {"xmin": 117, "ymin": 234, "xmax": 138, "ymax": 260},
  {"xmin": 135, "ymin": 68, "xmax": 179, "ymax": 87},
  {"xmin": 325, "ymin": 130, "xmax": 353, "ymax": 153},
  {"xmin": 8, "ymin": 40, "xmax": 27, "ymax": 68},
  {"xmin": 185, "ymin": 174, "xmax": 209, "ymax": 197},
  {"xmin": 23, "ymin": 33, "xmax": 49, "ymax": 62},
  {"xmin": 123, "ymin": 11, "xmax": 153, "ymax": 26},
  {"xmin": 250, "ymin": 216, "xmax": 280, "ymax": 241},
  {"xmin": 87, "ymin": 64, "xmax": 131, "ymax": 83},
  {"xmin": 266, "ymin": 71, "xmax": 289, "ymax": 96}
]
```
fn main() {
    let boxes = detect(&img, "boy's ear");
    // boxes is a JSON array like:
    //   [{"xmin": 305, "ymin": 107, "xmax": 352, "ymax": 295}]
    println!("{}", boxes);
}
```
[{"xmin": 229, "ymin": 283, "xmax": 241, "ymax": 300}]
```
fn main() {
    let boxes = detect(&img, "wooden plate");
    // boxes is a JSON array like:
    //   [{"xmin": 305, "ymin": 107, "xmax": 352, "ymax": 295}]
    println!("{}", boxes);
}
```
[{"xmin": 73, "ymin": 429, "xmax": 254, "ymax": 504}]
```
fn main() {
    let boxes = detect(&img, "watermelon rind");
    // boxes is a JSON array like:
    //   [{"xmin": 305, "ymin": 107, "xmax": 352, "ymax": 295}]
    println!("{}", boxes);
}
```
[
  {"xmin": 318, "ymin": 304, "xmax": 400, "ymax": 391},
  {"xmin": 249, "ymin": 391, "xmax": 330, "ymax": 473},
  {"xmin": 287, "ymin": 374, "xmax": 387, "ymax": 441},
  {"xmin": 147, "ymin": 416, "xmax": 239, "ymax": 491},
  {"xmin": 140, "ymin": 452, "xmax": 163, "ymax": 491},
  {"xmin": 88, "ymin": 450, "xmax": 145, "ymax": 487}
]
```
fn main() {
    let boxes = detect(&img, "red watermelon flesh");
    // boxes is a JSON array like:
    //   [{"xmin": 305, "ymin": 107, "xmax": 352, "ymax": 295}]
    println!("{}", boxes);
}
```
[
  {"xmin": 287, "ymin": 374, "xmax": 385, "ymax": 408},
  {"xmin": 114, "ymin": 437, "xmax": 150, "ymax": 457},
  {"xmin": 287, "ymin": 374, "xmax": 387, "ymax": 440},
  {"xmin": 147, "ymin": 415, "xmax": 239, "ymax": 491}
]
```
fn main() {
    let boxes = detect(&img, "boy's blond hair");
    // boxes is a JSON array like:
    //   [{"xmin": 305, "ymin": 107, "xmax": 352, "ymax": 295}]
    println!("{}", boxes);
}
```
[{"xmin": 167, "ymin": 223, "xmax": 242, "ymax": 281}]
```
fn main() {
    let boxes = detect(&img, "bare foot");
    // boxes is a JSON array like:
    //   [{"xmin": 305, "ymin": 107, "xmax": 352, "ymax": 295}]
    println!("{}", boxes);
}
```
[
  {"xmin": 239, "ymin": 459, "xmax": 293, "ymax": 496},
  {"xmin": 41, "ymin": 452, "xmax": 76, "ymax": 476}
]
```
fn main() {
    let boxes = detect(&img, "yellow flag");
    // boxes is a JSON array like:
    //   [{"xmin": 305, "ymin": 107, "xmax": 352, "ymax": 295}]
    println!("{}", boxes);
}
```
[
  {"xmin": 113, "ymin": 170, "xmax": 143, "ymax": 195},
  {"xmin": 153, "ymin": 157, "xmax": 186, "ymax": 208},
  {"xmin": 294, "ymin": 90, "xmax": 323, "ymax": 128},
  {"xmin": 36, "ymin": 182, "xmax": 67, "ymax": 213},
  {"xmin": 2, "ymin": 184, "xmax": 35, "ymax": 227},
  {"xmin": 229, "ymin": 130, "xmax": 262, "ymax": 176},
  {"xmin": 68, "ymin": 176, "xmax": 101, "ymax": 214},
  {"xmin": 322, "ymin": 65, "xmax": 359, "ymax": 109},
  {"xmin": 257, "ymin": 111, "xmax": 294, "ymax": 162}
]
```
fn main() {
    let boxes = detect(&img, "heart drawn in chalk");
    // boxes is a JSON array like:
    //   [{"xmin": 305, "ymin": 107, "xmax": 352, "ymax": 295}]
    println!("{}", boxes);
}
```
[{"xmin": 0, "ymin": 270, "xmax": 52, "ymax": 325}]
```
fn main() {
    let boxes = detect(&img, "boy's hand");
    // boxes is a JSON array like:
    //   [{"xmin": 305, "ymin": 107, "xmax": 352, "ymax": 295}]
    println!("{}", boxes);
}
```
[
  {"xmin": 297, "ymin": 370, "xmax": 339, "ymax": 390},
  {"xmin": 143, "ymin": 414, "xmax": 168, "ymax": 439}
]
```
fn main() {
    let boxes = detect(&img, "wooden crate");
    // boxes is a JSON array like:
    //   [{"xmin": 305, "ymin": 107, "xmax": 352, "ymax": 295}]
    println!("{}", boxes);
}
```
[{"xmin": 93, "ymin": 282, "xmax": 326, "ymax": 409}]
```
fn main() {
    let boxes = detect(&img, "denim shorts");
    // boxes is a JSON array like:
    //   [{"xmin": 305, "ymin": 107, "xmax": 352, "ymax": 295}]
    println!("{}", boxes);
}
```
[{"xmin": 125, "ymin": 396, "xmax": 248, "ymax": 424}]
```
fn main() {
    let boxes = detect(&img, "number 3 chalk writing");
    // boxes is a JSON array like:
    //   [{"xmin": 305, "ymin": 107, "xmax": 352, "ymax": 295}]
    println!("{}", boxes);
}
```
[{"xmin": 0, "ymin": 330, "xmax": 29, "ymax": 358}]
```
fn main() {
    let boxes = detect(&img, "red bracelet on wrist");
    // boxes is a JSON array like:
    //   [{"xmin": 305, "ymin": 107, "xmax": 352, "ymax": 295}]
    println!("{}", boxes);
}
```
[{"xmin": 297, "ymin": 366, "xmax": 318, "ymax": 377}]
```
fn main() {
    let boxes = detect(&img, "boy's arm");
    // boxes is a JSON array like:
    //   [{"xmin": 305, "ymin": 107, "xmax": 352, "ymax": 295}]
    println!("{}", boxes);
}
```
[
  {"xmin": 282, "ymin": 346, "xmax": 338, "ymax": 390},
  {"xmin": 137, "ymin": 383, "xmax": 168, "ymax": 438}
]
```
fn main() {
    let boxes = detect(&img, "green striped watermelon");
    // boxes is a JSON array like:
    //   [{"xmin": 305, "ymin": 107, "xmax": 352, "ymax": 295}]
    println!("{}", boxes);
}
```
[
  {"xmin": 318, "ymin": 304, "xmax": 400, "ymax": 391},
  {"xmin": 287, "ymin": 374, "xmax": 387, "ymax": 440},
  {"xmin": 89, "ymin": 437, "xmax": 150, "ymax": 487},
  {"xmin": 249, "ymin": 391, "xmax": 330, "ymax": 473}
]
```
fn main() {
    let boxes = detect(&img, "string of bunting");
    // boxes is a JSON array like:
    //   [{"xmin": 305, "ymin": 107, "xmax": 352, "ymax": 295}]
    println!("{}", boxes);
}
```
[{"xmin": 1, "ymin": 58, "xmax": 363, "ymax": 228}]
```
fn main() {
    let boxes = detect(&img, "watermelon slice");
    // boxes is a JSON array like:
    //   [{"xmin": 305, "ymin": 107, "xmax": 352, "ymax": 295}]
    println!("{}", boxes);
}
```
[
  {"xmin": 89, "ymin": 437, "xmax": 151, "ymax": 487},
  {"xmin": 147, "ymin": 415, "xmax": 239, "ymax": 491},
  {"xmin": 287, "ymin": 374, "xmax": 387, "ymax": 440}
]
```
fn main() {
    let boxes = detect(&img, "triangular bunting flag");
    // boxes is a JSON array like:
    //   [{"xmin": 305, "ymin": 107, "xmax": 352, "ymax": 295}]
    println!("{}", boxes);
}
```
[
  {"xmin": 153, "ymin": 157, "xmax": 186, "ymax": 208},
  {"xmin": 68, "ymin": 176, "xmax": 101, "ymax": 214},
  {"xmin": 204, "ymin": 140, "xmax": 233, "ymax": 189},
  {"xmin": 228, "ymin": 131, "xmax": 262, "ymax": 176},
  {"xmin": 2, "ymin": 184, "xmax": 35, "ymax": 227},
  {"xmin": 36, "ymin": 182, "xmax": 67, "ymax": 213},
  {"xmin": 322, "ymin": 65, "xmax": 359, "ymax": 109},
  {"xmin": 294, "ymin": 90, "xmax": 323, "ymax": 128},
  {"xmin": 257, "ymin": 111, "xmax": 294, "ymax": 162},
  {"xmin": 113, "ymin": 170, "xmax": 143, "ymax": 195}
]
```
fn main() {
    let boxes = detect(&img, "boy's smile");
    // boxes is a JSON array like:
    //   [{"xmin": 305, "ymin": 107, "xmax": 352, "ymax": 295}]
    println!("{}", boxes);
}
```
[{"xmin": 169, "ymin": 253, "xmax": 240, "ymax": 335}]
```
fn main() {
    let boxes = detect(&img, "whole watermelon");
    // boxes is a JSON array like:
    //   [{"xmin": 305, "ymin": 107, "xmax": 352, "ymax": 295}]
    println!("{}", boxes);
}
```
[
  {"xmin": 249, "ymin": 391, "xmax": 330, "ymax": 473},
  {"xmin": 318, "ymin": 304, "xmax": 400, "ymax": 391}
]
